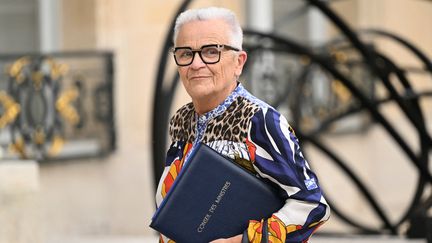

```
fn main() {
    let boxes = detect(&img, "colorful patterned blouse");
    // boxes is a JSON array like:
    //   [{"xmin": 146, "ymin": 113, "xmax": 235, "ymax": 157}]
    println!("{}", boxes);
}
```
[{"xmin": 155, "ymin": 83, "xmax": 330, "ymax": 243}]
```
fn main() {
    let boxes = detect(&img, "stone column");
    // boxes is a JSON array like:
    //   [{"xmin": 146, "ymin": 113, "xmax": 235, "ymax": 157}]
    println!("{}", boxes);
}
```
[{"xmin": 0, "ymin": 160, "xmax": 43, "ymax": 243}]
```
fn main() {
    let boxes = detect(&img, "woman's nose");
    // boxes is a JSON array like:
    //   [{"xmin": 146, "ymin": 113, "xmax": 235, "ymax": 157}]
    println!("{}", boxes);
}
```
[{"xmin": 190, "ymin": 52, "xmax": 206, "ymax": 69}]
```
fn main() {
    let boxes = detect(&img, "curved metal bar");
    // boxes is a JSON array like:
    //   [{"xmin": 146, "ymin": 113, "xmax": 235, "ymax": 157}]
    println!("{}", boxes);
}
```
[
  {"xmin": 244, "ymin": 28, "xmax": 432, "ymax": 186},
  {"xmin": 309, "ymin": 28, "xmax": 432, "ymax": 139},
  {"xmin": 300, "ymin": 132, "xmax": 396, "ymax": 233},
  {"xmin": 357, "ymin": 32, "xmax": 432, "ymax": 187},
  {"xmin": 373, "ymin": 53, "xmax": 431, "ymax": 147},
  {"xmin": 371, "ymin": 52, "xmax": 430, "ymax": 227},
  {"xmin": 304, "ymin": 0, "xmax": 432, "ymax": 161},
  {"xmin": 151, "ymin": 0, "xmax": 193, "ymax": 191},
  {"xmin": 374, "ymin": 52, "xmax": 429, "ymax": 150},
  {"xmin": 307, "ymin": 91, "xmax": 432, "ymax": 137},
  {"xmin": 243, "ymin": 29, "xmax": 398, "ymax": 233},
  {"xmin": 360, "ymin": 29, "xmax": 432, "ymax": 74}
]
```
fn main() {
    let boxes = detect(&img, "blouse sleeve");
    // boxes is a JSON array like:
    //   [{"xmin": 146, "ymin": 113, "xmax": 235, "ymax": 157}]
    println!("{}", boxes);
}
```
[{"xmin": 245, "ymin": 108, "xmax": 330, "ymax": 243}]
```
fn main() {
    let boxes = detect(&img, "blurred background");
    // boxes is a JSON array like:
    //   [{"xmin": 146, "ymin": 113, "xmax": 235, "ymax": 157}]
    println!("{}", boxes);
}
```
[{"xmin": 0, "ymin": 0, "xmax": 431, "ymax": 242}]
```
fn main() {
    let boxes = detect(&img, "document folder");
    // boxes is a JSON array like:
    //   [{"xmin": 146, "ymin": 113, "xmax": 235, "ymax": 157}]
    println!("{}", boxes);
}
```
[{"xmin": 150, "ymin": 143, "xmax": 285, "ymax": 242}]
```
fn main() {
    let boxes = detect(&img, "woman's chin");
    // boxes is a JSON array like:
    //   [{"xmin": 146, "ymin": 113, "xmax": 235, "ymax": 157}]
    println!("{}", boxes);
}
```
[{"xmin": 188, "ymin": 87, "xmax": 214, "ymax": 100}]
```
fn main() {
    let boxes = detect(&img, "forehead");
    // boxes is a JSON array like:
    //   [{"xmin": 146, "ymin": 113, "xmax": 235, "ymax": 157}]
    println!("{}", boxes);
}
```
[{"xmin": 176, "ymin": 19, "xmax": 230, "ymax": 47}]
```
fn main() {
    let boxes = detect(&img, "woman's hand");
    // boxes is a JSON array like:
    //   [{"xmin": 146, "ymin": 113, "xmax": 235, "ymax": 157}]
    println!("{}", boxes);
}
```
[{"xmin": 210, "ymin": 234, "xmax": 243, "ymax": 243}]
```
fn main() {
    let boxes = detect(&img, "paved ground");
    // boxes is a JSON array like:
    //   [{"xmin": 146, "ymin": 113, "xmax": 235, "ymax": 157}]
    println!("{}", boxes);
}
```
[{"xmin": 49, "ymin": 235, "xmax": 427, "ymax": 243}]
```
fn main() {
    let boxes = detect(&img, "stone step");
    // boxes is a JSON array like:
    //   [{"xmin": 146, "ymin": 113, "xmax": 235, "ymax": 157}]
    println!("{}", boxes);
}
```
[{"xmin": 48, "ymin": 235, "xmax": 428, "ymax": 243}]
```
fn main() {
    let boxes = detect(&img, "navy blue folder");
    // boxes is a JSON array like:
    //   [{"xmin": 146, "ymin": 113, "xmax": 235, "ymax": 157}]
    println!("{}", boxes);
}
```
[{"xmin": 150, "ymin": 143, "xmax": 285, "ymax": 242}]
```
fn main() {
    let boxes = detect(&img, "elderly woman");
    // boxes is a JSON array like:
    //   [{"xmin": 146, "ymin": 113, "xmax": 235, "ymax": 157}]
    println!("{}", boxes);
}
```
[{"xmin": 155, "ymin": 6, "xmax": 330, "ymax": 243}]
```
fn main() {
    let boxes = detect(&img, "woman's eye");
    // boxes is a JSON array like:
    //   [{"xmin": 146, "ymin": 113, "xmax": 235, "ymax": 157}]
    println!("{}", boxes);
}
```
[
  {"xmin": 181, "ymin": 51, "xmax": 193, "ymax": 58},
  {"xmin": 203, "ymin": 48, "xmax": 218, "ymax": 56}
]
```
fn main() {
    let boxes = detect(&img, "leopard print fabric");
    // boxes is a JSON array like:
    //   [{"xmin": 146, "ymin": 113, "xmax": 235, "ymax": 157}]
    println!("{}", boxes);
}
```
[
  {"xmin": 169, "ymin": 102, "xmax": 196, "ymax": 143},
  {"xmin": 169, "ymin": 96, "xmax": 261, "ymax": 144}
]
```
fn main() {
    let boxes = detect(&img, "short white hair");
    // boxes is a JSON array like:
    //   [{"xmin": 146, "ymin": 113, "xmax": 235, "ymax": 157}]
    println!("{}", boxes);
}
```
[{"xmin": 173, "ymin": 7, "xmax": 243, "ymax": 50}]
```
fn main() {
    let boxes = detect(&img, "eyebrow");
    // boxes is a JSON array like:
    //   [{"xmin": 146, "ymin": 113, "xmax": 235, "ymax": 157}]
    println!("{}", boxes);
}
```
[
  {"xmin": 173, "ymin": 44, "xmax": 240, "ymax": 51},
  {"xmin": 173, "ymin": 44, "xmax": 220, "ymax": 49}
]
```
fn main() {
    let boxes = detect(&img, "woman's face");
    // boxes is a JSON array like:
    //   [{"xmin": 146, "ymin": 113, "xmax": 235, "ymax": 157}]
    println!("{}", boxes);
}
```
[{"xmin": 175, "ymin": 19, "xmax": 247, "ymax": 108}]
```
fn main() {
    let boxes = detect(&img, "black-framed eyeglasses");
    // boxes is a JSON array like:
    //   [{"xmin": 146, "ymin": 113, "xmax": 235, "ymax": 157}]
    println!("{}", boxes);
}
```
[{"xmin": 171, "ymin": 44, "xmax": 240, "ymax": 66}]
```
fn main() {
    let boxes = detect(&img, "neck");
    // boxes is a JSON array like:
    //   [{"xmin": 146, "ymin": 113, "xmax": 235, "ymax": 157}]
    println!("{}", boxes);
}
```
[{"xmin": 193, "ymin": 98, "xmax": 219, "ymax": 115}]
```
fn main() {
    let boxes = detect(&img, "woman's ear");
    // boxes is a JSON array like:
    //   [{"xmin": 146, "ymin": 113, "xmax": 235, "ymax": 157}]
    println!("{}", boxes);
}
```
[{"xmin": 235, "ymin": 50, "xmax": 247, "ymax": 77}]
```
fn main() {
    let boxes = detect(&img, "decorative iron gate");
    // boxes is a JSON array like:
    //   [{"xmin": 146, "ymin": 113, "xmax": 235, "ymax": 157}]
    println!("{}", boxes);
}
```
[{"xmin": 0, "ymin": 51, "xmax": 115, "ymax": 161}]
